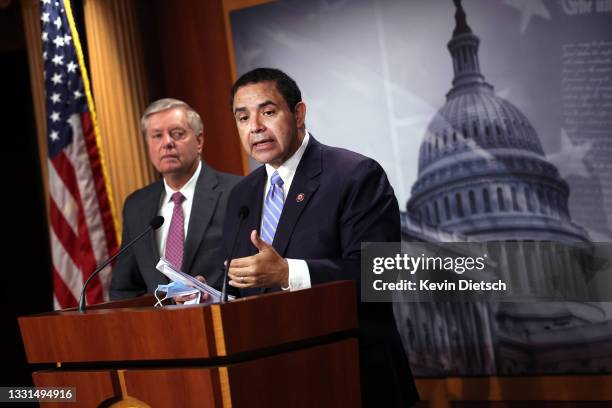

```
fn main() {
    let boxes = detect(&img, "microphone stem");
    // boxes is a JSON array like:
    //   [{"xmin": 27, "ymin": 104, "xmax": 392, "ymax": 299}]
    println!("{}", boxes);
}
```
[{"xmin": 78, "ymin": 225, "xmax": 154, "ymax": 313}]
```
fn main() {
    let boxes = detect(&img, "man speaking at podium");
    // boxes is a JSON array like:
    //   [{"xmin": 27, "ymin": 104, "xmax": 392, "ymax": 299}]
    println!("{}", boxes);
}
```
[
  {"xmin": 110, "ymin": 98, "xmax": 240, "ymax": 300},
  {"xmin": 223, "ymin": 68, "xmax": 419, "ymax": 407}
]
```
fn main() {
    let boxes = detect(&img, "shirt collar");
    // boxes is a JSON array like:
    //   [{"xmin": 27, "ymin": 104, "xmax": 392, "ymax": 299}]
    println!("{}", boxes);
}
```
[
  {"xmin": 163, "ymin": 160, "xmax": 202, "ymax": 203},
  {"xmin": 265, "ymin": 131, "xmax": 310, "ymax": 185}
]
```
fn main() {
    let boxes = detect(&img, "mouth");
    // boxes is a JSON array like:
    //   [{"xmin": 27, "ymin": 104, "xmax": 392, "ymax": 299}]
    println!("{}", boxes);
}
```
[
  {"xmin": 160, "ymin": 155, "xmax": 179, "ymax": 161},
  {"xmin": 251, "ymin": 138, "xmax": 275, "ymax": 150}
]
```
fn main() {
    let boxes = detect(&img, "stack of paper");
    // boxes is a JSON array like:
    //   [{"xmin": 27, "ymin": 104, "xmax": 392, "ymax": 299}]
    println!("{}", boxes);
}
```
[{"xmin": 156, "ymin": 258, "xmax": 234, "ymax": 304}]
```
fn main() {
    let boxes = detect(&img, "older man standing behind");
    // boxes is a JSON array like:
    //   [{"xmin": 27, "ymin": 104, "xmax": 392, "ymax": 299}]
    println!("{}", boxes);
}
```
[{"xmin": 110, "ymin": 98, "xmax": 240, "ymax": 299}]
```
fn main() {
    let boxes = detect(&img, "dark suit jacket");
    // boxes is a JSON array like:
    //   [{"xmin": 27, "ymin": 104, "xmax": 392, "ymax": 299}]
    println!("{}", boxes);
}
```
[
  {"xmin": 110, "ymin": 161, "xmax": 241, "ymax": 299},
  {"xmin": 223, "ymin": 137, "xmax": 419, "ymax": 407}
]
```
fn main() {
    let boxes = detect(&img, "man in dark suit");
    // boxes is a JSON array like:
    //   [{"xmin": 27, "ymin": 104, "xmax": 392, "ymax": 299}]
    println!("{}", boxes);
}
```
[
  {"xmin": 223, "ymin": 68, "xmax": 419, "ymax": 407},
  {"xmin": 110, "ymin": 98, "xmax": 240, "ymax": 300}
]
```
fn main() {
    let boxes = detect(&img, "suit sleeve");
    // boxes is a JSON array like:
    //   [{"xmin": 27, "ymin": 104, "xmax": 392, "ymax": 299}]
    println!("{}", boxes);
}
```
[
  {"xmin": 109, "ymin": 199, "xmax": 147, "ymax": 299},
  {"xmin": 306, "ymin": 159, "xmax": 401, "ymax": 288}
]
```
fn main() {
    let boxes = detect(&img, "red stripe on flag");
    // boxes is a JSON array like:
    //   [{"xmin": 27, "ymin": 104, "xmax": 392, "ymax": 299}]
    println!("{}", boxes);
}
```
[
  {"xmin": 52, "ymin": 264, "xmax": 77, "ymax": 309},
  {"xmin": 76, "ymin": 196, "xmax": 104, "ymax": 304},
  {"xmin": 80, "ymin": 112, "xmax": 118, "ymax": 256},
  {"xmin": 49, "ymin": 195, "xmax": 102, "ymax": 304},
  {"xmin": 50, "ymin": 153, "xmax": 104, "ymax": 304},
  {"xmin": 49, "ymin": 196, "xmax": 80, "ymax": 268},
  {"xmin": 51, "ymin": 151, "xmax": 80, "ymax": 203}
]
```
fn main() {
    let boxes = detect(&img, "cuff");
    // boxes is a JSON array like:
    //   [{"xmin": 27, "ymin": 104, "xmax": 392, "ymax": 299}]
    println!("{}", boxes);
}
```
[{"xmin": 284, "ymin": 259, "xmax": 311, "ymax": 291}]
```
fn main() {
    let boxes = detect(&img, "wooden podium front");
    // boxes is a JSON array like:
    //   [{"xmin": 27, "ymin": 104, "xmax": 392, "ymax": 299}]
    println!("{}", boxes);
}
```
[{"xmin": 18, "ymin": 281, "xmax": 361, "ymax": 407}]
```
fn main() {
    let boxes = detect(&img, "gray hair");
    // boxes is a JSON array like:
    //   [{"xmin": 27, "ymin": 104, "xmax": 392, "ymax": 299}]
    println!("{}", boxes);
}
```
[{"xmin": 140, "ymin": 98, "xmax": 203, "ymax": 136}]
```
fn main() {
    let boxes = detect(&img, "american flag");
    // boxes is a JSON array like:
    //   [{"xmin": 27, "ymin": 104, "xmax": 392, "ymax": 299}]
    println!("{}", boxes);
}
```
[{"xmin": 41, "ymin": 0, "xmax": 118, "ymax": 309}]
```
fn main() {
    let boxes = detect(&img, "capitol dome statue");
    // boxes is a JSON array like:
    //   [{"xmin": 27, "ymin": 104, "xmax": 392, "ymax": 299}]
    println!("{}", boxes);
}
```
[
  {"xmin": 406, "ymin": 0, "xmax": 587, "ymax": 243},
  {"xmin": 396, "ymin": 0, "xmax": 609, "ymax": 377}
]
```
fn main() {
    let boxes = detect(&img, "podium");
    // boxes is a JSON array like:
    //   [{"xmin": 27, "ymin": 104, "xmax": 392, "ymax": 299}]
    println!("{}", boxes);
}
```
[{"xmin": 18, "ymin": 281, "xmax": 361, "ymax": 407}]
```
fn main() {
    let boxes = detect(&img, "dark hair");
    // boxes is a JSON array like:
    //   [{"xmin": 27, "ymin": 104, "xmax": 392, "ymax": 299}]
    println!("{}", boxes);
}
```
[{"xmin": 230, "ymin": 68, "xmax": 302, "ymax": 113}]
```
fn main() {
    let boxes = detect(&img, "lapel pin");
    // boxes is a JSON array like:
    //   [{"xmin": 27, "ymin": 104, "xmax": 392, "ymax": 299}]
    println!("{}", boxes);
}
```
[{"xmin": 296, "ymin": 193, "xmax": 305, "ymax": 202}]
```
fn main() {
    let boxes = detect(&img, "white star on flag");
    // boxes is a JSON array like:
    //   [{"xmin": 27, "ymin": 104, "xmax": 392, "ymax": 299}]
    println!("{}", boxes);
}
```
[
  {"xmin": 51, "ymin": 72, "xmax": 63, "ymax": 84},
  {"xmin": 53, "ymin": 36, "xmax": 65, "ymax": 48},
  {"xmin": 547, "ymin": 128, "xmax": 592, "ymax": 178},
  {"xmin": 49, "ymin": 130, "xmax": 59, "ymax": 141},
  {"xmin": 41, "ymin": 12, "xmax": 50, "ymax": 23},
  {"xmin": 74, "ymin": 90, "xmax": 83, "ymax": 99},
  {"xmin": 53, "ymin": 16, "xmax": 62, "ymax": 29},
  {"xmin": 42, "ymin": 31, "xmax": 49, "ymax": 42},
  {"xmin": 50, "ymin": 93, "xmax": 61, "ymax": 104},
  {"xmin": 63, "ymin": 34, "xmax": 72, "ymax": 44},
  {"xmin": 52, "ymin": 54, "xmax": 64, "ymax": 66},
  {"xmin": 66, "ymin": 61, "xmax": 77, "ymax": 73},
  {"xmin": 43, "ymin": 51, "xmax": 48, "ymax": 61},
  {"xmin": 50, "ymin": 112, "xmax": 61, "ymax": 122},
  {"xmin": 41, "ymin": 0, "xmax": 51, "ymax": 4},
  {"xmin": 503, "ymin": 0, "xmax": 551, "ymax": 34}
]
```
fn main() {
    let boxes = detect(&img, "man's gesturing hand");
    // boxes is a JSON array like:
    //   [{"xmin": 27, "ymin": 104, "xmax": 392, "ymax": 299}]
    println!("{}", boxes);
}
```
[{"xmin": 228, "ymin": 230, "xmax": 289, "ymax": 288}]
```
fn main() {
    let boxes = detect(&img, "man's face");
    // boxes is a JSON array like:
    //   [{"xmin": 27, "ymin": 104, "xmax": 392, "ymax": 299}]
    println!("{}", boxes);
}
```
[
  {"xmin": 232, "ymin": 81, "xmax": 305, "ymax": 168},
  {"xmin": 145, "ymin": 107, "xmax": 202, "ymax": 178}
]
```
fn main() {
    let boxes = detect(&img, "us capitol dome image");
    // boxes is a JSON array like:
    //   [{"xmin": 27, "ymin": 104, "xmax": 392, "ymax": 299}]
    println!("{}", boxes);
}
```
[{"xmin": 395, "ymin": 0, "xmax": 612, "ymax": 376}]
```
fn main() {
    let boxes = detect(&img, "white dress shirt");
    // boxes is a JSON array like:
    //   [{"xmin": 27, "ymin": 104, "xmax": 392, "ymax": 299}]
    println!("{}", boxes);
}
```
[
  {"xmin": 262, "ymin": 132, "xmax": 312, "ymax": 291},
  {"xmin": 156, "ymin": 161, "xmax": 202, "ymax": 261}
]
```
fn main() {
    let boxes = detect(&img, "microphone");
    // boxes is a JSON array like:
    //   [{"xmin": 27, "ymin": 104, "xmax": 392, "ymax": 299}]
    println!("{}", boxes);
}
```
[
  {"xmin": 221, "ymin": 206, "xmax": 250, "ymax": 304},
  {"xmin": 78, "ymin": 215, "xmax": 164, "ymax": 313}
]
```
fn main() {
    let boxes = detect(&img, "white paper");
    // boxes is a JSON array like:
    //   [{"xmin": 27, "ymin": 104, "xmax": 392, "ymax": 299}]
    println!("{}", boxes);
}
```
[{"xmin": 155, "ymin": 258, "xmax": 234, "ymax": 304}]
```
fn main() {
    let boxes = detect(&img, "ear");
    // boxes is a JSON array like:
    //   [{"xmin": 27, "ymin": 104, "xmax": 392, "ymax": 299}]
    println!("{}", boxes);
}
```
[
  {"xmin": 294, "ymin": 101, "xmax": 306, "ymax": 129},
  {"xmin": 196, "ymin": 132, "xmax": 204, "ymax": 154}
]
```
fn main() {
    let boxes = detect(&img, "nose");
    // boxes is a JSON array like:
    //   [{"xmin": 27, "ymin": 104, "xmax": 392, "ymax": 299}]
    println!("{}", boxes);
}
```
[
  {"xmin": 161, "ymin": 132, "xmax": 175, "ymax": 148},
  {"xmin": 249, "ymin": 115, "xmax": 265, "ymax": 134}
]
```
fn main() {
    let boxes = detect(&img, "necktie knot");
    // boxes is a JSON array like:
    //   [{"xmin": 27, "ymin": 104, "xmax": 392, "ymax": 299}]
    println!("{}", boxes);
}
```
[
  {"xmin": 170, "ymin": 192, "xmax": 185, "ymax": 205},
  {"xmin": 271, "ymin": 171, "xmax": 284, "ymax": 187}
]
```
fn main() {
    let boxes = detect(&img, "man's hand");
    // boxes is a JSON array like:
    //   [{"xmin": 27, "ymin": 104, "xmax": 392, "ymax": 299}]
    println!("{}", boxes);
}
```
[
  {"xmin": 228, "ymin": 230, "xmax": 289, "ymax": 288},
  {"xmin": 173, "ymin": 275, "xmax": 209, "ymax": 304}
]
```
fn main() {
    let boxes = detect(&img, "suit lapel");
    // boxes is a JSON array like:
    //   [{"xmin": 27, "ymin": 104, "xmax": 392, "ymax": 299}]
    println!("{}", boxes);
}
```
[
  {"xmin": 238, "ymin": 167, "xmax": 267, "ymax": 298},
  {"xmin": 142, "ymin": 181, "xmax": 163, "ymax": 273},
  {"xmin": 273, "ymin": 137, "xmax": 321, "ymax": 256},
  {"xmin": 244, "ymin": 166, "xmax": 266, "ymax": 254},
  {"xmin": 182, "ymin": 162, "xmax": 220, "ymax": 274}
]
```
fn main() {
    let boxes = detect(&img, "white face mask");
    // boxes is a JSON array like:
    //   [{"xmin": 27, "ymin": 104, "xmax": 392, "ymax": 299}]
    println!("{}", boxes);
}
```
[{"xmin": 154, "ymin": 281, "xmax": 200, "ymax": 307}]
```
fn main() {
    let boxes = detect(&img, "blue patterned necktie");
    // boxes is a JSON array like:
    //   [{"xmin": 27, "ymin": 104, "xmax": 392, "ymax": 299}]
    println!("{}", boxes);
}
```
[{"xmin": 261, "ymin": 171, "xmax": 284, "ymax": 244}]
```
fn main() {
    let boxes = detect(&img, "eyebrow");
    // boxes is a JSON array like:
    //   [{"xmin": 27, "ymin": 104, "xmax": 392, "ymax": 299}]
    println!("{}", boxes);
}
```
[
  {"xmin": 233, "ymin": 100, "xmax": 278, "ymax": 115},
  {"xmin": 149, "ymin": 125, "xmax": 185, "ymax": 132},
  {"xmin": 147, "ymin": 125, "xmax": 186, "ymax": 136}
]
